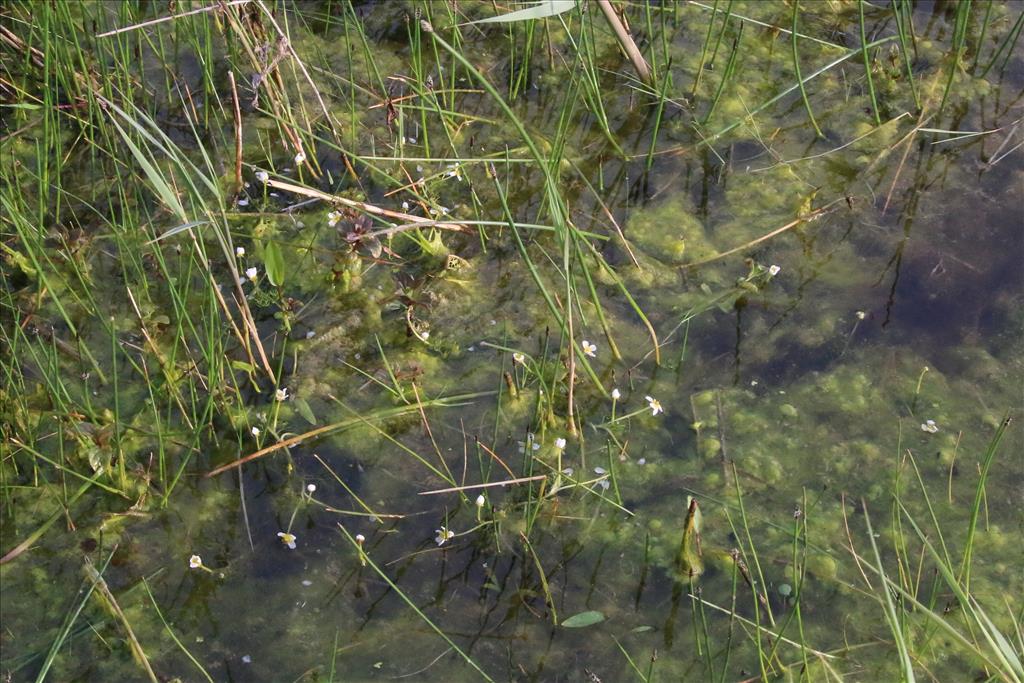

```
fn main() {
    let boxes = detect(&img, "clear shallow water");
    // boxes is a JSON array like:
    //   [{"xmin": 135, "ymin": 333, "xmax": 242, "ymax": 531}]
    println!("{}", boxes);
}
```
[{"xmin": 1, "ymin": 2, "xmax": 1022, "ymax": 681}]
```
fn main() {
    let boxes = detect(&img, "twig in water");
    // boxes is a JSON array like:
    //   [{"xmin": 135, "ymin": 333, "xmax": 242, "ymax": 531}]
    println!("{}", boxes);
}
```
[{"xmin": 682, "ymin": 197, "xmax": 849, "ymax": 269}]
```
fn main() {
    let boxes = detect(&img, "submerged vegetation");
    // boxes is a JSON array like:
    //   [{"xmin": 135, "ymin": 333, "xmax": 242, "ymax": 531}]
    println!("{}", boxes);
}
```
[{"xmin": 1, "ymin": 0, "xmax": 1022, "ymax": 680}]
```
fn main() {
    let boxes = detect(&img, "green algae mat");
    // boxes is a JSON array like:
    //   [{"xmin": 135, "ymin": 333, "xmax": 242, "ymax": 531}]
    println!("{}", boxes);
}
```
[{"xmin": 1, "ymin": 2, "xmax": 1022, "ymax": 681}]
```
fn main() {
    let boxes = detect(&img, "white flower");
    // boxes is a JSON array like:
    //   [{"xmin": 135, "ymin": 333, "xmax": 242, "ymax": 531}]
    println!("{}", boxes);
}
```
[
  {"xmin": 255, "ymin": 170, "xmax": 269, "ymax": 183},
  {"xmin": 355, "ymin": 533, "xmax": 366, "ymax": 544},
  {"xmin": 305, "ymin": 330, "xmax": 316, "ymax": 339},
  {"xmin": 402, "ymin": 201, "xmax": 410, "ymax": 210},
  {"xmin": 856, "ymin": 310, "xmax": 866, "ymax": 320},
  {"xmin": 245, "ymin": 267, "xmax": 258, "ymax": 281},
  {"xmin": 277, "ymin": 531, "xmax": 297, "ymax": 549},
  {"xmin": 306, "ymin": 484, "xmax": 316, "ymax": 493},
  {"xmin": 512, "ymin": 352, "xmax": 525, "ymax": 365},
  {"xmin": 435, "ymin": 527, "xmax": 455, "ymax": 546},
  {"xmin": 189, "ymin": 554, "xmax": 203, "ymax": 569},
  {"xmin": 598, "ymin": 480, "xmax": 611, "ymax": 490},
  {"xmin": 275, "ymin": 387, "xmax": 289, "ymax": 402},
  {"xmin": 444, "ymin": 164, "xmax": 463, "ymax": 181},
  {"xmin": 582, "ymin": 340, "xmax": 597, "ymax": 357},
  {"xmin": 518, "ymin": 433, "xmax": 540, "ymax": 453},
  {"xmin": 594, "ymin": 466, "xmax": 606, "ymax": 474},
  {"xmin": 768, "ymin": 264, "xmax": 781, "ymax": 276},
  {"xmin": 327, "ymin": 211, "xmax": 341, "ymax": 227},
  {"xmin": 554, "ymin": 437, "xmax": 566, "ymax": 450},
  {"xmin": 235, "ymin": 246, "xmax": 246, "ymax": 258},
  {"xmin": 921, "ymin": 419, "xmax": 939, "ymax": 434},
  {"xmin": 475, "ymin": 494, "xmax": 485, "ymax": 507},
  {"xmin": 294, "ymin": 151, "xmax": 306, "ymax": 165},
  {"xmin": 237, "ymin": 197, "xmax": 249, "ymax": 207},
  {"xmin": 611, "ymin": 388, "xmax": 621, "ymax": 400},
  {"xmin": 637, "ymin": 457, "xmax": 647, "ymax": 465},
  {"xmin": 645, "ymin": 396, "xmax": 663, "ymax": 416},
  {"xmin": 251, "ymin": 426, "xmax": 261, "ymax": 437}
]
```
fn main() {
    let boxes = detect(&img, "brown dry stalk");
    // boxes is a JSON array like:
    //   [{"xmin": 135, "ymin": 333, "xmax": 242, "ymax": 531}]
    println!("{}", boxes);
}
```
[
  {"xmin": 125, "ymin": 287, "xmax": 195, "ymax": 430},
  {"xmin": 84, "ymin": 560, "xmax": 159, "ymax": 683},
  {"xmin": 597, "ymin": 0, "xmax": 653, "ymax": 87},
  {"xmin": 682, "ymin": 196, "xmax": 849, "ymax": 269},
  {"xmin": 562, "ymin": 293, "xmax": 578, "ymax": 437},
  {"xmin": 474, "ymin": 440, "xmax": 518, "ymax": 479},
  {"xmin": 95, "ymin": 0, "xmax": 251, "ymax": 38},
  {"xmin": 410, "ymin": 382, "xmax": 455, "ymax": 484},
  {"xmin": 186, "ymin": 231, "xmax": 275, "ymax": 380},
  {"xmin": 205, "ymin": 422, "xmax": 340, "ymax": 477},
  {"xmin": 228, "ymin": 71, "xmax": 243, "ymax": 194},
  {"xmin": 0, "ymin": 25, "xmax": 44, "ymax": 68},
  {"xmin": 252, "ymin": 0, "xmax": 341, "ymax": 142},
  {"xmin": 264, "ymin": 178, "xmax": 470, "ymax": 234}
]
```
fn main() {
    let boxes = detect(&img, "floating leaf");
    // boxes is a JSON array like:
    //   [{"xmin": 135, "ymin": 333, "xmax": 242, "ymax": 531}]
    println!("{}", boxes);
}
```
[
  {"xmin": 293, "ymin": 396, "xmax": 317, "ymax": 425},
  {"xmin": 264, "ymin": 240, "xmax": 285, "ymax": 286},
  {"xmin": 561, "ymin": 610, "xmax": 605, "ymax": 628},
  {"xmin": 468, "ymin": 0, "xmax": 576, "ymax": 25},
  {"xmin": 676, "ymin": 496, "xmax": 704, "ymax": 580}
]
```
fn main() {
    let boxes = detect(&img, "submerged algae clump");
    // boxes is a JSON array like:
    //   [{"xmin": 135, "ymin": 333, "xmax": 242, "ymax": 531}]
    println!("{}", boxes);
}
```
[{"xmin": 625, "ymin": 194, "xmax": 717, "ymax": 266}]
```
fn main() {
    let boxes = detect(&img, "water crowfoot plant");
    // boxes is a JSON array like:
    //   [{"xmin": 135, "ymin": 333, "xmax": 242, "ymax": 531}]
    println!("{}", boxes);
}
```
[{"xmin": 1, "ymin": 1, "xmax": 1020, "ymax": 680}]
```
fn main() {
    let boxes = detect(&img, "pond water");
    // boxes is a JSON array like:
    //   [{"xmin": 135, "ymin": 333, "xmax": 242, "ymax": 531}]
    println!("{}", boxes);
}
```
[{"xmin": 1, "ymin": 2, "xmax": 1022, "ymax": 682}]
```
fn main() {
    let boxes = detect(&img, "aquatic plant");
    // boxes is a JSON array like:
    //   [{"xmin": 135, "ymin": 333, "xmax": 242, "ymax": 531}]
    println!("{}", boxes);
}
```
[{"xmin": 1, "ymin": 1, "xmax": 1021, "ymax": 681}]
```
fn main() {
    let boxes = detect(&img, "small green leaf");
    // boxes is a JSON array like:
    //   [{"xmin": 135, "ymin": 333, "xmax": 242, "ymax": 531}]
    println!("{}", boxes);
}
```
[
  {"xmin": 676, "ymin": 496, "xmax": 704, "ymax": 580},
  {"xmin": 264, "ymin": 241, "xmax": 285, "ymax": 286},
  {"xmin": 0, "ymin": 243, "xmax": 37, "ymax": 278},
  {"xmin": 81, "ymin": 442, "xmax": 108, "ymax": 474},
  {"xmin": 230, "ymin": 360, "xmax": 257, "ymax": 374},
  {"xmin": 561, "ymin": 610, "xmax": 605, "ymax": 628},
  {"xmin": 630, "ymin": 625, "xmax": 654, "ymax": 633},
  {"xmin": 293, "ymin": 396, "xmax": 317, "ymax": 425}
]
